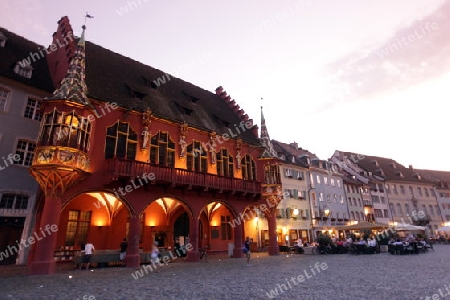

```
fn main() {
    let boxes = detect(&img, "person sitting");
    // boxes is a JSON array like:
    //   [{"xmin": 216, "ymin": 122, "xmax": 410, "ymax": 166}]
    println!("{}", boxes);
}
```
[
  {"xmin": 295, "ymin": 238, "xmax": 304, "ymax": 254},
  {"xmin": 368, "ymin": 237, "xmax": 377, "ymax": 254}
]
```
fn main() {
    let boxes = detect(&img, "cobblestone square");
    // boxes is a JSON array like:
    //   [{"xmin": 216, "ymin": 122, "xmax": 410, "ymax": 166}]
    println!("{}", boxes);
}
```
[{"xmin": 1, "ymin": 245, "xmax": 449, "ymax": 300}]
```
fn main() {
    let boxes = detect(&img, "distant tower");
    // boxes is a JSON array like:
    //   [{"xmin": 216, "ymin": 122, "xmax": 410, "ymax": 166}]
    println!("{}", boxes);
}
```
[
  {"xmin": 259, "ymin": 106, "xmax": 277, "ymax": 158},
  {"xmin": 259, "ymin": 105, "xmax": 281, "ymax": 256}
]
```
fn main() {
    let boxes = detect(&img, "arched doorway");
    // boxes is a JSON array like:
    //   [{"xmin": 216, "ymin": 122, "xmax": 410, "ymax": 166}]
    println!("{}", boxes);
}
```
[
  {"xmin": 56, "ymin": 191, "xmax": 132, "ymax": 260},
  {"xmin": 174, "ymin": 212, "xmax": 190, "ymax": 245},
  {"xmin": 142, "ymin": 196, "xmax": 193, "ymax": 253}
]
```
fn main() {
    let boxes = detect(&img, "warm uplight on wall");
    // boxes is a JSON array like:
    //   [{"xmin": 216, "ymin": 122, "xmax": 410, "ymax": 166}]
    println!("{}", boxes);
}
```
[
  {"xmin": 211, "ymin": 220, "xmax": 218, "ymax": 227},
  {"xmin": 95, "ymin": 218, "xmax": 106, "ymax": 227},
  {"xmin": 282, "ymin": 226, "xmax": 287, "ymax": 234}
]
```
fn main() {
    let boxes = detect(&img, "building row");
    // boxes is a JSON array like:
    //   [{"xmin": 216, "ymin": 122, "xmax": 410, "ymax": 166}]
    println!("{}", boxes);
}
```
[{"xmin": 1, "ymin": 17, "xmax": 449, "ymax": 274}]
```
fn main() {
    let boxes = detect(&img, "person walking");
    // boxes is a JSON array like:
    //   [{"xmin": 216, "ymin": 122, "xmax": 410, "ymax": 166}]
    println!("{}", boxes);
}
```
[
  {"xmin": 82, "ymin": 241, "xmax": 95, "ymax": 270},
  {"xmin": 243, "ymin": 236, "xmax": 252, "ymax": 266},
  {"xmin": 119, "ymin": 238, "xmax": 127, "ymax": 266},
  {"xmin": 151, "ymin": 241, "xmax": 160, "ymax": 263}
]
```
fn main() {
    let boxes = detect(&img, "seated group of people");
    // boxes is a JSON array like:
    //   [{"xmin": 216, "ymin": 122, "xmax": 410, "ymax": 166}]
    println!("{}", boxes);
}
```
[
  {"xmin": 345, "ymin": 236, "xmax": 379, "ymax": 254},
  {"xmin": 388, "ymin": 234, "xmax": 431, "ymax": 254}
]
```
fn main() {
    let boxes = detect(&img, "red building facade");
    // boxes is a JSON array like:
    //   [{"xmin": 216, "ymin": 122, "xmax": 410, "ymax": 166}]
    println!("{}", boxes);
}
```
[{"xmin": 27, "ymin": 17, "xmax": 281, "ymax": 275}]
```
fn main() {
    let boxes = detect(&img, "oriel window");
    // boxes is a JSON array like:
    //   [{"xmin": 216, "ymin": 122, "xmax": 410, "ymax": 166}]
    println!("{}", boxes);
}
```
[{"xmin": 39, "ymin": 109, "xmax": 91, "ymax": 153}]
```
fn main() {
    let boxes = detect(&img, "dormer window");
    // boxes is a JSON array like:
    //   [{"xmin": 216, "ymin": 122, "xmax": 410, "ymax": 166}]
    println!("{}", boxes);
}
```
[
  {"xmin": 14, "ymin": 62, "xmax": 33, "ymax": 78},
  {"xmin": 132, "ymin": 90, "xmax": 145, "ymax": 100},
  {"xmin": 299, "ymin": 155, "xmax": 311, "ymax": 165},
  {"xmin": 0, "ymin": 31, "xmax": 7, "ymax": 47},
  {"xmin": 143, "ymin": 76, "xmax": 158, "ymax": 90},
  {"xmin": 376, "ymin": 168, "xmax": 385, "ymax": 176},
  {"xmin": 126, "ymin": 84, "xmax": 146, "ymax": 100},
  {"xmin": 389, "ymin": 162, "xmax": 397, "ymax": 169},
  {"xmin": 371, "ymin": 159, "xmax": 379, "ymax": 167},
  {"xmin": 183, "ymin": 91, "xmax": 199, "ymax": 103},
  {"xmin": 395, "ymin": 171, "xmax": 404, "ymax": 178},
  {"xmin": 174, "ymin": 101, "xmax": 192, "ymax": 116},
  {"xmin": 150, "ymin": 82, "xmax": 158, "ymax": 90}
]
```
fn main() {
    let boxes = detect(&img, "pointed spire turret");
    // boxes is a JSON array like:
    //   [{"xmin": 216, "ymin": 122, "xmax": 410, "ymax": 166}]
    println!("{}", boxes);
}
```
[
  {"xmin": 46, "ymin": 25, "xmax": 93, "ymax": 109},
  {"xmin": 260, "ymin": 105, "xmax": 277, "ymax": 158}
]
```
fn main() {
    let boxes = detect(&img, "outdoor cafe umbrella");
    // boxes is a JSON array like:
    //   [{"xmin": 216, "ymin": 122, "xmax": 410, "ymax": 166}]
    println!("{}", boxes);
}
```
[
  {"xmin": 394, "ymin": 224, "xmax": 427, "ymax": 231},
  {"xmin": 343, "ymin": 221, "xmax": 389, "ymax": 230},
  {"xmin": 436, "ymin": 226, "xmax": 450, "ymax": 232}
]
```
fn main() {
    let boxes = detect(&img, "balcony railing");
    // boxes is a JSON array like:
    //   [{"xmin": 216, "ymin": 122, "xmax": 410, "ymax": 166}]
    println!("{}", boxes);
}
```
[{"xmin": 105, "ymin": 159, "xmax": 261, "ymax": 195}]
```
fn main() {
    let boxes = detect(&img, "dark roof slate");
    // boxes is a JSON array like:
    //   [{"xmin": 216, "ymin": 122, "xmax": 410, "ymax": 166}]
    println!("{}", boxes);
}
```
[
  {"xmin": 415, "ymin": 169, "xmax": 450, "ymax": 184},
  {"xmin": 341, "ymin": 151, "xmax": 435, "ymax": 184},
  {"xmin": 271, "ymin": 140, "xmax": 317, "ymax": 168},
  {"xmin": 82, "ymin": 40, "xmax": 260, "ymax": 146},
  {"xmin": 0, "ymin": 27, "xmax": 54, "ymax": 92}
]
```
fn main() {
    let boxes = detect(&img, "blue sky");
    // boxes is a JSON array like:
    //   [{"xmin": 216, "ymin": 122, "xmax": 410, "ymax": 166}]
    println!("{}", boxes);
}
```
[{"xmin": 2, "ymin": 0, "xmax": 450, "ymax": 170}]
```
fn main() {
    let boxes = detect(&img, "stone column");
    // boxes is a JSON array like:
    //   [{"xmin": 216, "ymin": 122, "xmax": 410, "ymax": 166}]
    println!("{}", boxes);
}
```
[
  {"xmin": 126, "ymin": 216, "xmax": 141, "ymax": 268},
  {"xmin": 186, "ymin": 216, "xmax": 199, "ymax": 262},
  {"xmin": 233, "ymin": 222, "xmax": 244, "ymax": 258},
  {"xmin": 29, "ymin": 197, "xmax": 61, "ymax": 275},
  {"xmin": 267, "ymin": 213, "xmax": 279, "ymax": 256}
]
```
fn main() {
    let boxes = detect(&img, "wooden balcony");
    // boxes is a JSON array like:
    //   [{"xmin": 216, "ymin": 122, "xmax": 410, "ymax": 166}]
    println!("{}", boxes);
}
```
[{"xmin": 105, "ymin": 159, "xmax": 261, "ymax": 196}]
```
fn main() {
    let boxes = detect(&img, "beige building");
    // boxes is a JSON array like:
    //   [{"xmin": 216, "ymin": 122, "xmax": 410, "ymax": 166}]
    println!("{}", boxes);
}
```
[
  {"xmin": 341, "ymin": 153, "xmax": 441, "ymax": 232},
  {"xmin": 272, "ymin": 141, "xmax": 311, "ymax": 245},
  {"xmin": 415, "ymin": 169, "xmax": 450, "ymax": 235}
]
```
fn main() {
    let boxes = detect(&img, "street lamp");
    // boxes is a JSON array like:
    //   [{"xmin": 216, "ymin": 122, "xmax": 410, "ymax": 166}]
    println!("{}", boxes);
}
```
[{"xmin": 322, "ymin": 206, "xmax": 330, "ymax": 226}]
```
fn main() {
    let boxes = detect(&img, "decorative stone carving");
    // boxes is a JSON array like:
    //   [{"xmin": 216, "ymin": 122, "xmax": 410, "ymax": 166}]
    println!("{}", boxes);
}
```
[
  {"xmin": 179, "ymin": 123, "xmax": 188, "ymax": 158},
  {"xmin": 236, "ymin": 139, "xmax": 242, "ymax": 170},
  {"xmin": 141, "ymin": 108, "xmax": 152, "ymax": 152},
  {"xmin": 209, "ymin": 132, "xmax": 217, "ymax": 164}
]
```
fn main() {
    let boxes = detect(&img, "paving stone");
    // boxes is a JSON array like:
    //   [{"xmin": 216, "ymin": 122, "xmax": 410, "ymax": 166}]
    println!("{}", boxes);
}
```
[{"xmin": 1, "ymin": 245, "xmax": 449, "ymax": 299}]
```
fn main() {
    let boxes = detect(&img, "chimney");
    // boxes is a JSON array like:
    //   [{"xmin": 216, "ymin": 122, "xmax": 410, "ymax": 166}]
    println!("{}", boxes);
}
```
[
  {"xmin": 215, "ymin": 86, "xmax": 223, "ymax": 95},
  {"xmin": 251, "ymin": 123, "xmax": 258, "ymax": 137},
  {"xmin": 409, "ymin": 165, "xmax": 413, "ymax": 170},
  {"xmin": 290, "ymin": 142, "xmax": 298, "ymax": 149}
]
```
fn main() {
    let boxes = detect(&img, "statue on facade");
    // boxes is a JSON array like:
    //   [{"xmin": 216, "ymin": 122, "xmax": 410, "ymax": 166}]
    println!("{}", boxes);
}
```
[
  {"xmin": 142, "ymin": 126, "xmax": 150, "ymax": 151},
  {"xmin": 179, "ymin": 123, "xmax": 188, "ymax": 158}
]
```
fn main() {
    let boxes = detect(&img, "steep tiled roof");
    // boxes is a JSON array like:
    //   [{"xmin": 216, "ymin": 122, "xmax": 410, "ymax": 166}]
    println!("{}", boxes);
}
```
[
  {"xmin": 80, "ymin": 40, "xmax": 260, "ymax": 146},
  {"xmin": 416, "ymin": 169, "xmax": 450, "ymax": 185},
  {"xmin": 272, "ymin": 140, "xmax": 317, "ymax": 167},
  {"xmin": 0, "ymin": 27, "xmax": 54, "ymax": 92},
  {"xmin": 342, "ymin": 151, "xmax": 435, "ymax": 184}
]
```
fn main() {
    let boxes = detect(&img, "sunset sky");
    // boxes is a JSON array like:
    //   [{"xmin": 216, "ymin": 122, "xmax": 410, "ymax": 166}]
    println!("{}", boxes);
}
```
[{"xmin": 2, "ymin": 0, "xmax": 449, "ymax": 170}]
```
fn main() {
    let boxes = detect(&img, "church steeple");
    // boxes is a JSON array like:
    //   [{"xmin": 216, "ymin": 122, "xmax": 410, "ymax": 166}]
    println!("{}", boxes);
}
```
[
  {"xmin": 260, "ymin": 105, "xmax": 277, "ymax": 158},
  {"xmin": 46, "ymin": 25, "xmax": 93, "ymax": 109}
]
